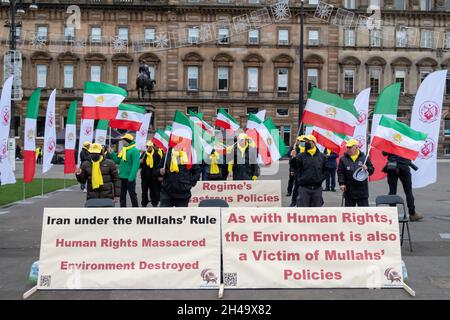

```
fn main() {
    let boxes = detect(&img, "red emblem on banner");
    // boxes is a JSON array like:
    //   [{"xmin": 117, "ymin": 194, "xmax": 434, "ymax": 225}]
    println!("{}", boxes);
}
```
[
  {"xmin": 47, "ymin": 138, "xmax": 56, "ymax": 153},
  {"xmin": 139, "ymin": 128, "xmax": 147, "ymax": 137},
  {"xmin": 418, "ymin": 101, "xmax": 439, "ymax": 123},
  {"xmin": 354, "ymin": 135, "xmax": 366, "ymax": 149},
  {"xmin": 418, "ymin": 137, "xmax": 435, "ymax": 160},
  {"xmin": 85, "ymin": 125, "xmax": 92, "ymax": 136},
  {"xmin": 201, "ymin": 269, "xmax": 218, "ymax": 284},
  {"xmin": 48, "ymin": 112, "xmax": 54, "ymax": 128},
  {"xmin": 1, "ymin": 106, "xmax": 10, "ymax": 126},
  {"xmin": 0, "ymin": 139, "xmax": 7, "ymax": 160},
  {"xmin": 357, "ymin": 111, "xmax": 367, "ymax": 125}
]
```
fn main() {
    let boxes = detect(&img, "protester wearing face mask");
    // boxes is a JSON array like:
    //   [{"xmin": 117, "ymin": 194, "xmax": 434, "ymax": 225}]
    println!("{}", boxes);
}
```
[
  {"xmin": 75, "ymin": 143, "xmax": 120, "ymax": 204},
  {"xmin": 139, "ymin": 141, "xmax": 164, "ymax": 207},
  {"xmin": 294, "ymin": 135, "xmax": 327, "ymax": 207},
  {"xmin": 288, "ymin": 135, "xmax": 306, "ymax": 206}
]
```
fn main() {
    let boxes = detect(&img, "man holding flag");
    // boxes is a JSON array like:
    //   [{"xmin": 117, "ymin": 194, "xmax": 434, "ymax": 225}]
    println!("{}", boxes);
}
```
[
  {"xmin": 109, "ymin": 133, "xmax": 141, "ymax": 207},
  {"xmin": 139, "ymin": 140, "xmax": 163, "ymax": 207}
]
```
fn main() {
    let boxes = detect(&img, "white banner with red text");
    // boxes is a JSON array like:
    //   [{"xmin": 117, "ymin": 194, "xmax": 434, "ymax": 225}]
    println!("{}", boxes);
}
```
[
  {"xmin": 38, "ymin": 208, "xmax": 220, "ymax": 290},
  {"xmin": 189, "ymin": 180, "xmax": 281, "ymax": 207},
  {"xmin": 221, "ymin": 207, "xmax": 403, "ymax": 289}
]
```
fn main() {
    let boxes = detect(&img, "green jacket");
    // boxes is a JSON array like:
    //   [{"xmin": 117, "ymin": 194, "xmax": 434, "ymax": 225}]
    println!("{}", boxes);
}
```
[{"xmin": 110, "ymin": 142, "xmax": 141, "ymax": 181}]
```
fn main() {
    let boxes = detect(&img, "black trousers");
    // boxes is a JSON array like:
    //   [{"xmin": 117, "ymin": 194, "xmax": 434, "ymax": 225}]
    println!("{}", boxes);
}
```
[
  {"xmin": 290, "ymin": 179, "xmax": 299, "ymax": 206},
  {"xmin": 387, "ymin": 166, "xmax": 415, "ymax": 215},
  {"xmin": 345, "ymin": 198, "xmax": 369, "ymax": 207},
  {"xmin": 325, "ymin": 168, "xmax": 336, "ymax": 190},
  {"xmin": 141, "ymin": 178, "xmax": 161, "ymax": 207},
  {"xmin": 159, "ymin": 190, "xmax": 190, "ymax": 207},
  {"xmin": 120, "ymin": 179, "xmax": 138, "ymax": 208},
  {"xmin": 297, "ymin": 186, "xmax": 324, "ymax": 207},
  {"xmin": 287, "ymin": 171, "xmax": 295, "ymax": 193}
]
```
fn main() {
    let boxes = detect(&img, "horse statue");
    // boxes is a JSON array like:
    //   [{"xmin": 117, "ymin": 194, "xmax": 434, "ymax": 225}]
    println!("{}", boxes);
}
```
[{"xmin": 136, "ymin": 71, "xmax": 156, "ymax": 101}]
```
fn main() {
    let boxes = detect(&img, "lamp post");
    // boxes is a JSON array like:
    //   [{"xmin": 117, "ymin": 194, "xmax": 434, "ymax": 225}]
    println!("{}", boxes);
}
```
[{"xmin": 297, "ymin": 0, "xmax": 305, "ymax": 136}]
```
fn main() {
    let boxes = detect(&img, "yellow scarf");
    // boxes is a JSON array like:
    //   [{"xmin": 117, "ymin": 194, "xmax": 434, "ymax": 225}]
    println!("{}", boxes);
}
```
[
  {"xmin": 158, "ymin": 149, "xmax": 163, "ymax": 159},
  {"xmin": 350, "ymin": 150, "xmax": 360, "ymax": 162},
  {"xmin": 327, "ymin": 149, "xmax": 331, "ymax": 155},
  {"xmin": 209, "ymin": 151, "xmax": 220, "ymax": 174},
  {"xmin": 299, "ymin": 146, "xmax": 305, "ymax": 153},
  {"xmin": 118, "ymin": 144, "xmax": 135, "ymax": 161},
  {"xmin": 145, "ymin": 149, "xmax": 155, "ymax": 168},
  {"xmin": 307, "ymin": 147, "xmax": 317, "ymax": 156},
  {"xmin": 228, "ymin": 162, "xmax": 233, "ymax": 173},
  {"xmin": 91, "ymin": 156, "xmax": 104, "ymax": 190},
  {"xmin": 170, "ymin": 150, "xmax": 188, "ymax": 173},
  {"xmin": 237, "ymin": 142, "xmax": 249, "ymax": 158}
]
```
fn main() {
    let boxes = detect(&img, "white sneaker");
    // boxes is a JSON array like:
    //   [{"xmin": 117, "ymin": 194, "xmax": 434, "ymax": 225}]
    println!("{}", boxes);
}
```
[{"xmin": 83, "ymin": 189, "xmax": 87, "ymax": 193}]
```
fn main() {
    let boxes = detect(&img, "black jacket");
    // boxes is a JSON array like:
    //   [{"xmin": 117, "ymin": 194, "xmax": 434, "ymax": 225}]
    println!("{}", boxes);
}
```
[
  {"xmin": 295, "ymin": 149, "xmax": 327, "ymax": 187},
  {"xmin": 76, "ymin": 159, "xmax": 121, "ymax": 200},
  {"xmin": 230, "ymin": 144, "xmax": 260, "ymax": 180},
  {"xmin": 324, "ymin": 149, "xmax": 338, "ymax": 169},
  {"xmin": 79, "ymin": 148, "xmax": 90, "ymax": 162},
  {"xmin": 156, "ymin": 148, "xmax": 202, "ymax": 199},
  {"xmin": 140, "ymin": 150, "xmax": 163, "ymax": 180},
  {"xmin": 381, "ymin": 152, "xmax": 416, "ymax": 173},
  {"xmin": 338, "ymin": 152, "xmax": 374, "ymax": 199}
]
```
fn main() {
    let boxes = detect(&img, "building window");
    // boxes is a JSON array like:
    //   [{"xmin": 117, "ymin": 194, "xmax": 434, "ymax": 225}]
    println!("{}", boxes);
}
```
[
  {"xmin": 37, "ymin": 64, "xmax": 47, "ymax": 88},
  {"xmin": 308, "ymin": 30, "xmax": 319, "ymax": 46},
  {"xmin": 249, "ymin": 0, "xmax": 260, "ymax": 3},
  {"xmin": 188, "ymin": 66, "xmax": 199, "ymax": 91},
  {"xmin": 307, "ymin": 69, "xmax": 318, "ymax": 92},
  {"xmin": 37, "ymin": 26, "xmax": 48, "ymax": 41},
  {"xmin": 344, "ymin": 29, "xmax": 355, "ymax": 46},
  {"xmin": 63, "ymin": 65, "xmax": 74, "ymax": 88},
  {"xmin": 445, "ymin": 118, "xmax": 450, "ymax": 135},
  {"xmin": 90, "ymin": 65, "xmax": 101, "ymax": 82},
  {"xmin": 420, "ymin": 0, "xmax": 431, "ymax": 10},
  {"xmin": 369, "ymin": 69, "xmax": 381, "ymax": 94},
  {"xmin": 283, "ymin": 126, "xmax": 291, "ymax": 147},
  {"xmin": 117, "ymin": 66, "xmax": 128, "ymax": 89},
  {"xmin": 277, "ymin": 68, "xmax": 288, "ymax": 92},
  {"xmin": 447, "ymin": 0, "xmax": 450, "ymax": 10},
  {"xmin": 247, "ymin": 107, "xmax": 259, "ymax": 115},
  {"xmin": 345, "ymin": 0, "xmax": 355, "ymax": 9},
  {"xmin": 394, "ymin": 0, "xmax": 405, "ymax": 10},
  {"xmin": 217, "ymin": 108, "xmax": 228, "ymax": 114},
  {"xmin": 218, "ymin": 28, "xmax": 229, "ymax": 44},
  {"xmin": 370, "ymin": 0, "xmax": 380, "ymax": 6},
  {"xmin": 148, "ymin": 65, "xmax": 155, "ymax": 80},
  {"xmin": 248, "ymin": 67, "xmax": 259, "ymax": 92},
  {"xmin": 344, "ymin": 69, "xmax": 354, "ymax": 93},
  {"xmin": 187, "ymin": 106, "xmax": 199, "ymax": 114},
  {"xmin": 446, "ymin": 73, "xmax": 450, "ymax": 95},
  {"xmin": 445, "ymin": 32, "xmax": 450, "ymax": 49},
  {"xmin": 218, "ymin": 67, "xmax": 229, "ymax": 91},
  {"xmin": 188, "ymin": 27, "xmax": 200, "ymax": 44},
  {"xmin": 395, "ymin": 70, "xmax": 406, "ymax": 93},
  {"xmin": 370, "ymin": 30, "xmax": 381, "ymax": 47},
  {"xmin": 309, "ymin": 0, "xmax": 319, "ymax": 4},
  {"xmin": 118, "ymin": 27, "xmax": 128, "ymax": 42},
  {"xmin": 13, "ymin": 116, "xmax": 20, "ymax": 137},
  {"xmin": 248, "ymin": 29, "xmax": 259, "ymax": 44},
  {"xmin": 276, "ymin": 108, "xmax": 289, "ymax": 117},
  {"xmin": 145, "ymin": 28, "xmax": 155, "ymax": 44},
  {"xmin": 14, "ymin": 26, "xmax": 21, "ymax": 40},
  {"xmin": 64, "ymin": 26, "xmax": 75, "ymax": 42},
  {"xmin": 37, "ymin": 116, "xmax": 45, "ymax": 137},
  {"xmin": 420, "ymin": 70, "xmax": 430, "ymax": 83},
  {"xmin": 420, "ymin": 30, "xmax": 433, "ymax": 48},
  {"xmin": 396, "ymin": 28, "xmax": 407, "ymax": 47},
  {"xmin": 278, "ymin": 29, "xmax": 289, "ymax": 45},
  {"xmin": 91, "ymin": 27, "xmax": 102, "ymax": 42}
]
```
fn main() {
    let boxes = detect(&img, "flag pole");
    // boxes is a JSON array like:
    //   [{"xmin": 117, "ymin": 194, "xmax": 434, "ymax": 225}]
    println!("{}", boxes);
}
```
[
  {"xmin": 109, "ymin": 127, "xmax": 111, "ymax": 147},
  {"xmin": 363, "ymin": 145, "xmax": 372, "ymax": 166},
  {"xmin": 41, "ymin": 173, "xmax": 44, "ymax": 197}
]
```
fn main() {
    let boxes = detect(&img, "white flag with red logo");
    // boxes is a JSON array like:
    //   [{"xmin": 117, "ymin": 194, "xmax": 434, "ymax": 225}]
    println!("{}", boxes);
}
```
[
  {"xmin": 136, "ymin": 113, "xmax": 152, "ymax": 152},
  {"xmin": 410, "ymin": 70, "xmax": 447, "ymax": 188},
  {"xmin": 77, "ymin": 119, "xmax": 95, "ymax": 166},
  {"xmin": 43, "ymin": 89, "xmax": 57, "ymax": 174},
  {"xmin": 351, "ymin": 88, "xmax": 371, "ymax": 153},
  {"xmin": 0, "ymin": 76, "xmax": 16, "ymax": 185}
]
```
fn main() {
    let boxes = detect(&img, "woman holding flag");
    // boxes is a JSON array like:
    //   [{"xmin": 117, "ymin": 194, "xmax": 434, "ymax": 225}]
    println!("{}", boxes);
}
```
[{"xmin": 139, "ymin": 141, "xmax": 163, "ymax": 207}]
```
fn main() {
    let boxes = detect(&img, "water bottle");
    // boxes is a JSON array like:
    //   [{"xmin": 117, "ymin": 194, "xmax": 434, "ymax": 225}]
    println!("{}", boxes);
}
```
[
  {"xmin": 401, "ymin": 260, "xmax": 408, "ymax": 282},
  {"xmin": 28, "ymin": 260, "xmax": 39, "ymax": 285}
]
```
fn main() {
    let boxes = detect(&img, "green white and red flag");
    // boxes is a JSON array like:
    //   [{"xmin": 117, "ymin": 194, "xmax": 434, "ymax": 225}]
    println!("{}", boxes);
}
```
[
  {"xmin": 23, "ymin": 89, "xmax": 41, "ymax": 183},
  {"xmin": 312, "ymin": 127, "xmax": 348, "ymax": 154},
  {"xmin": 81, "ymin": 81, "xmax": 127, "ymax": 119},
  {"xmin": 189, "ymin": 111, "xmax": 214, "ymax": 135},
  {"xmin": 215, "ymin": 108, "xmax": 239, "ymax": 131},
  {"xmin": 94, "ymin": 120, "xmax": 109, "ymax": 145},
  {"xmin": 153, "ymin": 129, "xmax": 169, "ymax": 153},
  {"xmin": 64, "ymin": 100, "xmax": 77, "ymax": 174},
  {"xmin": 371, "ymin": 116, "xmax": 427, "ymax": 161},
  {"xmin": 169, "ymin": 110, "xmax": 197, "ymax": 167},
  {"xmin": 250, "ymin": 117, "xmax": 287, "ymax": 165},
  {"xmin": 302, "ymin": 88, "xmax": 358, "ymax": 136},
  {"xmin": 109, "ymin": 103, "xmax": 146, "ymax": 131}
]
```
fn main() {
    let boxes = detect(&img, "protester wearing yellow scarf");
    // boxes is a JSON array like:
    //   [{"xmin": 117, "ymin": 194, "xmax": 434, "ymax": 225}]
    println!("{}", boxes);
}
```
[
  {"xmin": 237, "ymin": 142, "xmax": 249, "ymax": 158},
  {"xmin": 350, "ymin": 150, "xmax": 360, "ymax": 162},
  {"xmin": 170, "ymin": 149, "xmax": 189, "ymax": 173},
  {"xmin": 91, "ymin": 156, "xmax": 104, "ymax": 189},
  {"xmin": 146, "ymin": 149, "xmax": 155, "ymax": 168},
  {"xmin": 307, "ymin": 147, "xmax": 317, "ymax": 156},
  {"xmin": 209, "ymin": 151, "xmax": 220, "ymax": 174}
]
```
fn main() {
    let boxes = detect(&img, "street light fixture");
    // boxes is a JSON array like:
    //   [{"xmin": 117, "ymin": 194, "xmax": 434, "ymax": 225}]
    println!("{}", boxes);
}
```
[
  {"xmin": 29, "ymin": 0, "xmax": 38, "ymax": 10},
  {"xmin": 297, "ymin": 0, "xmax": 305, "ymax": 135}
]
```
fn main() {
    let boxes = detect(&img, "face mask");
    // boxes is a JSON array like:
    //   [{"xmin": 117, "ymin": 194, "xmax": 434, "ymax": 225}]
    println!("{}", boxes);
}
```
[
  {"xmin": 305, "ymin": 142, "xmax": 312, "ymax": 150},
  {"xmin": 299, "ymin": 142, "xmax": 306, "ymax": 148},
  {"xmin": 91, "ymin": 154, "xmax": 101, "ymax": 162}
]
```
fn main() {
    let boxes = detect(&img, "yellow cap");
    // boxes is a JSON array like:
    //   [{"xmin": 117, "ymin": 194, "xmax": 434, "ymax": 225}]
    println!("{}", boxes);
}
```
[
  {"xmin": 83, "ymin": 141, "xmax": 91, "ymax": 147},
  {"xmin": 346, "ymin": 139, "xmax": 359, "ymax": 147},
  {"xmin": 305, "ymin": 134, "xmax": 317, "ymax": 143},
  {"xmin": 297, "ymin": 135, "xmax": 306, "ymax": 141},
  {"xmin": 146, "ymin": 140, "xmax": 154, "ymax": 147},
  {"xmin": 237, "ymin": 133, "xmax": 249, "ymax": 140},
  {"xmin": 121, "ymin": 133, "xmax": 134, "ymax": 141},
  {"xmin": 88, "ymin": 143, "xmax": 103, "ymax": 154}
]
